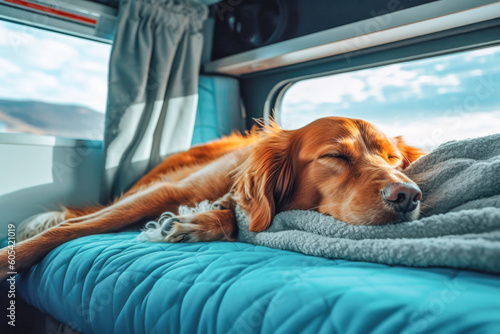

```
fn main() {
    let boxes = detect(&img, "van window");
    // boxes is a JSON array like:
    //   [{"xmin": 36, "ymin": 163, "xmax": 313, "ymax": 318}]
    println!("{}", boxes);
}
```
[
  {"xmin": 279, "ymin": 45, "xmax": 500, "ymax": 151},
  {"xmin": 0, "ymin": 19, "xmax": 111, "ymax": 140}
]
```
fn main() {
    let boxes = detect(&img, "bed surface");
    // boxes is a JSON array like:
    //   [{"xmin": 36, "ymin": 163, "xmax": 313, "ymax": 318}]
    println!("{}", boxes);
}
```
[{"xmin": 19, "ymin": 232, "xmax": 500, "ymax": 334}]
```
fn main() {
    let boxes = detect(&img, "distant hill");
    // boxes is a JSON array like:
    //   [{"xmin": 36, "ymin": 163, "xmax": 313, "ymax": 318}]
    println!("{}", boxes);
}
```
[{"xmin": 0, "ymin": 99, "xmax": 104, "ymax": 140}]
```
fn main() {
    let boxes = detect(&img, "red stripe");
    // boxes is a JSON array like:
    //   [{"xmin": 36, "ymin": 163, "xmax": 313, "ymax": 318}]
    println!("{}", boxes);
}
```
[{"xmin": 4, "ymin": 0, "xmax": 97, "ymax": 25}]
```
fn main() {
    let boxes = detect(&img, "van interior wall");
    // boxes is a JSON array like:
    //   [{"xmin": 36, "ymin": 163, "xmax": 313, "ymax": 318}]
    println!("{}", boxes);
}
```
[{"xmin": 0, "ymin": 141, "xmax": 102, "ymax": 240}]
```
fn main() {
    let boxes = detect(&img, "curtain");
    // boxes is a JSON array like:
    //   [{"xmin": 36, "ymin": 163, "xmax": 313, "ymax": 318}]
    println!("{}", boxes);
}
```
[{"xmin": 101, "ymin": 0, "xmax": 208, "ymax": 201}]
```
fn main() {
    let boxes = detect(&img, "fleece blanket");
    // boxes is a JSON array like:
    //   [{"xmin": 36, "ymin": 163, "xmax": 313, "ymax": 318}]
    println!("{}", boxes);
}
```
[{"xmin": 236, "ymin": 134, "xmax": 500, "ymax": 273}]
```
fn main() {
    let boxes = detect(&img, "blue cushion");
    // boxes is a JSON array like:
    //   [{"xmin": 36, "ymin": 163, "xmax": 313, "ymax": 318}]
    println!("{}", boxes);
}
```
[
  {"xmin": 192, "ymin": 75, "xmax": 244, "ymax": 145},
  {"xmin": 18, "ymin": 233, "xmax": 500, "ymax": 334}
]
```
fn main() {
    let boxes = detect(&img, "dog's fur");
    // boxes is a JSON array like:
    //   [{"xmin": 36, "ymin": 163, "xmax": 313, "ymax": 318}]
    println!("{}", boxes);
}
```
[{"xmin": 0, "ymin": 117, "xmax": 424, "ymax": 278}]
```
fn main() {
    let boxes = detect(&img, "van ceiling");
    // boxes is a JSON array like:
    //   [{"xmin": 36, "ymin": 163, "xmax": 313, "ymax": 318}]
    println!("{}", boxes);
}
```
[{"xmin": 211, "ymin": 0, "xmax": 440, "ymax": 60}]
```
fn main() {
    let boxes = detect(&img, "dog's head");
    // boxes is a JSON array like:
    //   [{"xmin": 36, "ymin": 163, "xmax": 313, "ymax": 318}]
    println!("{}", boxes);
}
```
[{"xmin": 233, "ymin": 117, "xmax": 425, "ymax": 232}]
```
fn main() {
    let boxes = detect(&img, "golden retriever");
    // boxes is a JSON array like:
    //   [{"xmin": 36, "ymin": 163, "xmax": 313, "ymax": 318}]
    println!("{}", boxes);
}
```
[{"xmin": 0, "ymin": 117, "xmax": 424, "ymax": 278}]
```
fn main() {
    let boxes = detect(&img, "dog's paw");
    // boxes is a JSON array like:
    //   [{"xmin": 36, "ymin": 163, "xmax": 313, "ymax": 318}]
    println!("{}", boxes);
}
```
[{"xmin": 160, "ymin": 216, "xmax": 200, "ymax": 243}]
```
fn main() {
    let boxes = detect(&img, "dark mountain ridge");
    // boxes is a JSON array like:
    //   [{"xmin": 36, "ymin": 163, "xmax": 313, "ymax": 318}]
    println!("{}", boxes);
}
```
[{"xmin": 0, "ymin": 99, "xmax": 104, "ymax": 140}]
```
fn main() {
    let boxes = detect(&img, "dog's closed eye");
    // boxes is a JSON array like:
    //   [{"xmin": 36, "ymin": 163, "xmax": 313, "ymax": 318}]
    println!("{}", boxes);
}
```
[
  {"xmin": 387, "ymin": 153, "xmax": 400, "ymax": 161},
  {"xmin": 319, "ymin": 153, "xmax": 353, "ymax": 165}
]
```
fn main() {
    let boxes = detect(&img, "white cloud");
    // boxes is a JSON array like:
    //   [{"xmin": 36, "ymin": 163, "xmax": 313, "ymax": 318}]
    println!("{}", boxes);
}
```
[
  {"xmin": 283, "ymin": 64, "xmax": 419, "ymax": 105},
  {"xmin": 464, "ymin": 47, "xmax": 499, "ymax": 61},
  {"xmin": 408, "ymin": 74, "xmax": 460, "ymax": 96},
  {"xmin": 283, "ymin": 62, "xmax": 461, "ymax": 106},
  {"xmin": 469, "ymin": 69, "xmax": 484, "ymax": 77},
  {"xmin": 284, "ymin": 74, "xmax": 367, "ymax": 105},
  {"xmin": 79, "ymin": 60, "xmax": 109, "ymax": 73},
  {"xmin": 376, "ymin": 110, "xmax": 500, "ymax": 151},
  {"xmin": 82, "ymin": 42, "xmax": 112, "ymax": 61},
  {"xmin": 361, "ymin": 64, "xmax": 418, "ymax": 101},
  {"xmin": 0, "ymin": 67, "xmax": 108, "ymax": 112},
  {"xmin": 2, "ymin": 70, "xmax": 59, "ymax": 100},
  {"xmin": 0, "ymin": 20, "xmax": 110, "ymax": 113},
  {"xmin": 20, "ymin": 39, "xmax": 79, "ymax": 70},
  {"xmin": 0, "ymin": 58, "xmax": 21, "ymax": 74},
  {"xmin": 434, "ymin": 64, "xmax": 445, "ymax": 71}
]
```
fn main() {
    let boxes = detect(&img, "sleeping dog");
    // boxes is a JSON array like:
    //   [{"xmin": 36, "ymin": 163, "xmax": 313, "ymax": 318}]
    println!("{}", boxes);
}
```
[{"xmin": 0, "ymin": 117, "xmax": 424, "ymax": 278}]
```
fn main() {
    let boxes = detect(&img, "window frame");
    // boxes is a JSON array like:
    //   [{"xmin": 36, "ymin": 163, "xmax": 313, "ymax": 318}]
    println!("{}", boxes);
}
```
[
  {"xmin": 0, "ymin": 0, "xmax": 116, "ymax": 145},
  {"xmin": 275, "ymin": 44, "xmax": 500, "ymax": 150},
  {"xmin": 273, "ymin": 40, "xmax": 500, "ymax": 130}
]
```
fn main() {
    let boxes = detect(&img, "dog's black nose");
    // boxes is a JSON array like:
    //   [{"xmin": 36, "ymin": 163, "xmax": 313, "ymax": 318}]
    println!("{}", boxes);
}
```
[{"xmin": 382, "ymin": 182, "xmax": 422, "ymax": 214}]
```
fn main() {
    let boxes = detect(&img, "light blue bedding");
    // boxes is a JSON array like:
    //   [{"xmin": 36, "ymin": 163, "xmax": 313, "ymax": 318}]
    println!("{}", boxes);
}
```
[{"xmin": 19, "ymin": 232, "xmax": 500, "ymax": 334}]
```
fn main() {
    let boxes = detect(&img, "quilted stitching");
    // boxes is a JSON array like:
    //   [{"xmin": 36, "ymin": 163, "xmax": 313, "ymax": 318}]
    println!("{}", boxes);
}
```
[{"xmin": 17, "ymin": 232, "xmax": 500, "ymax": 334}]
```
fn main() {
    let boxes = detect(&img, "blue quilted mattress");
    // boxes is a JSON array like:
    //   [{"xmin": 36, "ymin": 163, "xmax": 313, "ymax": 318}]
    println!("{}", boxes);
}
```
[{"xmin": 19, "ymin": 232, "xmax": 500, "ymax": 334}]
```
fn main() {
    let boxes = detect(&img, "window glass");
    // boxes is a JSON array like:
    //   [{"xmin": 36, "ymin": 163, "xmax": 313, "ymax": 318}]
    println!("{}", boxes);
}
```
[
  {"xmin": 280, "ymin": 45, "xmax": 500, "ymax": 151},
  {"xmin": 0, "ymin": 19, "xmax": 111, "ymax": 140}
]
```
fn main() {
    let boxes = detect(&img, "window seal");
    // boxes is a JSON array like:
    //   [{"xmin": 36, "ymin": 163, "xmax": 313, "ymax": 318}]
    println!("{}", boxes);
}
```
[
  {"xmin": 0, "ymin": 0, "xmax": 117, "ymax": 43},
  {"xmin": 0, "ymin": 132, "xmax": 103, "ymax": 148}
]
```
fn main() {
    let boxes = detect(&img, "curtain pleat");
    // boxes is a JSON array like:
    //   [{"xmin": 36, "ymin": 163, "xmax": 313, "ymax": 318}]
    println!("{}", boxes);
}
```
[{"xmin": 101, "ymin": 0, "xmax": 207, "ymax": 201}]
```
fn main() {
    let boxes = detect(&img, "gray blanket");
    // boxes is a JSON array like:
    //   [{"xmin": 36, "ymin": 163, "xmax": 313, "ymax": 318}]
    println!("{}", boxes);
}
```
[{"xmin": 236, "ymin": 134, "xmax": 500, "ymax": 273}]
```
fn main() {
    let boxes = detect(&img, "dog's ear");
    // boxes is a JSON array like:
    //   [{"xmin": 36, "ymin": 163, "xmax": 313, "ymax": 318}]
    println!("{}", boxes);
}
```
[
  {"xmin": 392, "ymin": 136, "xmax": 425, "ymax": 169},
  {"xmin": 233, "ymin": 131, "xmax": 297, "ymax": 232}
]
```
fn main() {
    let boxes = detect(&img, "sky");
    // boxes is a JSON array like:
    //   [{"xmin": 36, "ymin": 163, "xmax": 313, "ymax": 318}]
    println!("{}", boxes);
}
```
[
  {"xmin": 0, "ymin": 19, "xmax": 110, "ymax": 113},
  {"xmin": 281, "ymin": 46, "xmax": 500, "ymax": 150}
]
